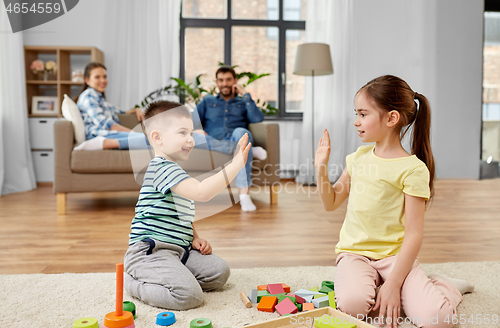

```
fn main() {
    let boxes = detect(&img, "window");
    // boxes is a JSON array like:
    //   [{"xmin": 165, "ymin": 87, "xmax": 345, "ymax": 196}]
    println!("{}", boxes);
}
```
[{"xmin": 180, "ymin": 0, "xmax": 307, "ymax": 120}]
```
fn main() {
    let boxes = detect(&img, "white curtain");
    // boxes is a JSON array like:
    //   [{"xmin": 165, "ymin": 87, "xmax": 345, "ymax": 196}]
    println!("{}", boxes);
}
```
[
  {"xmin": 296, "ymin": 0, "xmax": 433, "ymax": 184},
  {"xmin": 103, "ymin": 0, "xmax": 181, "ymax": 110},
  {"xmin": 0, "ymin": 5, "xmax": 37, "ymax": 196}
]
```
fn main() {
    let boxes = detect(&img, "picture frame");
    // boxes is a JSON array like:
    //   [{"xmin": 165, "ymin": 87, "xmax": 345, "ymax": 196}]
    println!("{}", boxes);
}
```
[{"xmin": 32, "ymin": 96, "xmax": 59, "ymax": 116}]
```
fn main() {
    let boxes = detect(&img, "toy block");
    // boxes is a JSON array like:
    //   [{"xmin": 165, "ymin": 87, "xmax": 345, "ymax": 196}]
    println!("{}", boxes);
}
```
[
  {"xmin": 308, "ymin": 286, "xmax": 319, "ymax": 292},
  {"xmin": 319, "ymin": 286, "xmax": 334, "ymax": 294},
  {"xmin": 328, "ymin": 291, "xmax": 336, "ymax": 309},
  {"xmin": 296, "ymin": 303, "xmax": 302, "ymax": 312},
  {"xmin": 278, "ymin": 294, "xmax": 296, "ymax": 304},
  {"xmin": 313, "ymin": 295, "xmax": 329, "ymax": 308},
  {"xmin": 257, "ymin": 296, "xmax": 278, "ymax": 313},
  {"xmin": 240, "ymin": 292, "xmax": 252, "ymax": 308},
  {"xmin": 289, "ymin": 294, "xmax": 306, "ymax": 304},
  {"xmin": 282, "ymin": 283, "xmax": 291, "ymax": 293},
  {"xmin": 314, "ymin": 294, "xmax": 325, "ymax": 299},
  {"xmin": 302, "ymin": 303, "xmax": 315, "ymax": 311},
  {"xmin": 294, "ymin": 289, "xmax": 323, "ymax": 296},
  {"xmin": 249, "ymin": 289, "xmax": 258, "ymax": 303},
  {"xmin": 257, "ymin": 285, "xmax": 267, "ymax": 291},
  {"xmin": 275, "ymin": 297, "xmax": 298, "ymax": 316},
  {"xmin": 267, "ymin": 283, "xmax": 285, "ymax": 294},
  {"xmin": 321, "ymin": 280, "xmax": 334, "ymax": 290},
  {"xmin": 257, "ymin": 290, "xmax": 270, "ymax": 302},
  {"xmin": 314, "ymin": 314, "xmax": 356, "ymax": 328}
]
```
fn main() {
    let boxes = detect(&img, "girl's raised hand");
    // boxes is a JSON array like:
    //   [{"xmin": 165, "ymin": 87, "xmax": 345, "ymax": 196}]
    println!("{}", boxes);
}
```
[
  {"xmin": 233, "ymin": 133, "xmax": 252, "ymax": 169},
  {"xmin": 315, "ymin": 129, "xmax": 331, "ymax": 170}
]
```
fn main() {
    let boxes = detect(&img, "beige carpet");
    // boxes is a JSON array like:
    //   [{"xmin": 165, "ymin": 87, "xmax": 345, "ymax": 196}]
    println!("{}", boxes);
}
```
[{"xmin": 1, "ymin": 262, "xmax": 499, "ymax": 328}]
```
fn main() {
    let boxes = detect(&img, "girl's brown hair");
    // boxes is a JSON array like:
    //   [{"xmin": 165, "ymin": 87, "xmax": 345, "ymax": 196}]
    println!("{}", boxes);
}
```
[
  {"xmin": 74, "ymin": 62, "xmax": 107, "ymax": 102},
  {"xmin": 358, "ymin": 75, "xmax": 435, "ymax": 204}
]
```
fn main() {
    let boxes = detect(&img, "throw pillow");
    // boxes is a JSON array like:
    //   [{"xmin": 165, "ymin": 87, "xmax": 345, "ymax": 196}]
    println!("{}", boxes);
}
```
[{"xmin": 62, "ymin": 94, "xmax": 86, "ymax": 145}]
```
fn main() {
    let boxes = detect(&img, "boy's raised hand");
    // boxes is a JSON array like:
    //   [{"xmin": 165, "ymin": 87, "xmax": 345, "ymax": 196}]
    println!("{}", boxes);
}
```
[
  {"xmin": 233, "ymin": 133, "xmax": 252, "ymax": 169},
  {"xmin": 315, "ymin": 129, "xmax": 331, "ymax": 170}
]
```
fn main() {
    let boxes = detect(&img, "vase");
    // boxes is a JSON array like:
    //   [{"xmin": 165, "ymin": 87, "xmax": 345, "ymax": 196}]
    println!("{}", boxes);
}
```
[{"xmin": 43, "ymin": 71, "xmax": 49, "ymax": 81}]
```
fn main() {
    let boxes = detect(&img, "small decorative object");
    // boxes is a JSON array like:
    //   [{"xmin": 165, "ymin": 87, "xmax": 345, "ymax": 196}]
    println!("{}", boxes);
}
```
[
  {"xmin": 72, "ymin": 69, "xmax": 84, "ymax": 83},
  {"xmin": 44, "ymin": 60, "xmax": 57, "ymax": 80},
  {"xmin": 32, "ymin": 96, "xmax": 59, "ymax": 116},
  {"xmin": 30, "ymin": 59, "xmax": 44, "ymax": 77}
]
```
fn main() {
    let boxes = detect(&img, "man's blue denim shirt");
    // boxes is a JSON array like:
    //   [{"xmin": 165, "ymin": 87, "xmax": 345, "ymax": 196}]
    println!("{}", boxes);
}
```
[{"xmin": 194, "ymin": 93, "xmax": 264, "ymax": 140}]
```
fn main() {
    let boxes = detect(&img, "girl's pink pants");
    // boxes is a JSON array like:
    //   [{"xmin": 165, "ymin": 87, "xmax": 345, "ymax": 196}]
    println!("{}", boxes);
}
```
[{"xmin": 335, "ymin": 253, "xmax": 462, "ymax": 328}]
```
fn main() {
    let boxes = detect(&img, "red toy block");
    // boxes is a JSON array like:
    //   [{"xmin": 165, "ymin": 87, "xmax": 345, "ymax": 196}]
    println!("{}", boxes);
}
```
[
  {"xmin": 302, "ymin": 303, "xmax": 315, "ymax": 311},
  {"xmin": 288, "ymin": 294, "xmax": 306, "ymax": 304},
  {"xmin": 257, "ymin": 296, "xmax": 278, "ymax": 313},
  {"xmin": 282, "ymin": 283, "xmax": 291, "ymax": 293},
  {"xmin": 275, "ymin": 297, "xmax": 298, "ymax": 316},
  {"xmin": 257, "ymin": 285, "xmax": 268, "ymax": 291},
  {"xmin": 267, "ymin": 283, "xmax": 285, "ymax": 294}
]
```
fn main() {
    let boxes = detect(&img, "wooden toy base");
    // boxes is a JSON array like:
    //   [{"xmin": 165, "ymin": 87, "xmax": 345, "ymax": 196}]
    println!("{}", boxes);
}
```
[{"xmin": 239, "ymin": 307, "xmax": 375, "ymax": 328}]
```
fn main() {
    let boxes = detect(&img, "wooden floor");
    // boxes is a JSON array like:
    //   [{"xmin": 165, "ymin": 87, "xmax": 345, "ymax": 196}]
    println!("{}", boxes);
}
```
[{"xmin": 1, "ymin": 179, "xmax": 499, "ymax": 274}]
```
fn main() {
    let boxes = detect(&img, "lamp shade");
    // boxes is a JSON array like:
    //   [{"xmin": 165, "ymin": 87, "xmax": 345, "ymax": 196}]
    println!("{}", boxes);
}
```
[{"xmin": 293, "ymin": 43, "xmax": 333, "ymax": 76}]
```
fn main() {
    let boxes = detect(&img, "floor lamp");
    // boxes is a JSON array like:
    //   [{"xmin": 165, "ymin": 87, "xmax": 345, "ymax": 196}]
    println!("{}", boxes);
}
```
[{"xmin": 293, "ymin": 43, "xmax": 333, "ymax": 186}]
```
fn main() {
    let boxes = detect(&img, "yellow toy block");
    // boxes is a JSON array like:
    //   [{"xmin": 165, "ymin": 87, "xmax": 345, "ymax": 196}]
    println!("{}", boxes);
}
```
[
  {"xmin": 328, "ymin": 291, "xmax": 336, "ymax": 309},
  {"xmin": 308, "ymin": 286, "xmax": 319, "ymax": 292}
]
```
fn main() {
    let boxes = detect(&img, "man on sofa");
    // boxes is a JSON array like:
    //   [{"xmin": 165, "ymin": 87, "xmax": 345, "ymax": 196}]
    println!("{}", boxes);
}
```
[{"xmin": 192, "ymin": 66, "xmax": 267, "ymax": 212}]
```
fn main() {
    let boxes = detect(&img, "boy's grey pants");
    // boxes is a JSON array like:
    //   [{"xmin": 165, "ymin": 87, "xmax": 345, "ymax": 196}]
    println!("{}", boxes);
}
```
[{"xmin": 124, "ymin": 239, "xmax": 230, "ymax": 310}]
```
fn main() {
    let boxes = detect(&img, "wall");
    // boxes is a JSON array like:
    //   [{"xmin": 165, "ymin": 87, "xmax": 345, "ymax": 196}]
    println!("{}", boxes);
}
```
[{"xmin": 22, "ymin": 0, "xmax": 484, "ymax": 179}]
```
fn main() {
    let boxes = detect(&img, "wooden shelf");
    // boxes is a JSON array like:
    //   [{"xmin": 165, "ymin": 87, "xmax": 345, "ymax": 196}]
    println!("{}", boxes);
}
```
[{"xmin": 24, "ymin": 46, "xmax": 104, "ymax": 117}]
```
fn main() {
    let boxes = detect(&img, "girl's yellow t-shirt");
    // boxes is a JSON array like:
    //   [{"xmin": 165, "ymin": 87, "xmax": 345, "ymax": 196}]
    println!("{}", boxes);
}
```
[{"xmin": 335, "ymin": 145, "xmax": 430, "ymax": 260}]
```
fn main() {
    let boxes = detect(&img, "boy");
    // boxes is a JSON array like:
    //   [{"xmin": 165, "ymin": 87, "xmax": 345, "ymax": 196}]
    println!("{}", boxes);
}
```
[{"xmin": 124, "ymin": 100, "xmax": 251, "ymax": 310}]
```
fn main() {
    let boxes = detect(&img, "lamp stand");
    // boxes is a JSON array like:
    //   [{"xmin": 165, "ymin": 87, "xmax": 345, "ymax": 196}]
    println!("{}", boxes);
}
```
[{"xmin": 302, "ymin": 70, "xmax": 317, "ymax": 186}]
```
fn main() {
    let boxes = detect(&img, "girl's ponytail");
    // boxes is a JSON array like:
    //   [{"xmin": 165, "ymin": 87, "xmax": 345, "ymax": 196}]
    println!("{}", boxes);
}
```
[{"xmin": 413, "ymin": 93, "xmax": 435, "ymax": 204}]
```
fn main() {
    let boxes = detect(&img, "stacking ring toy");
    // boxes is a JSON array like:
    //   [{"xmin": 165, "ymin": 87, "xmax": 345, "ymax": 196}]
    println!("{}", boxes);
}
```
[
  {"xmin": 190, "ymin": 318, "xmax": 213, "ymax": 328},
  {"xmin": 156, "ymin": 312, "xmax": 176, "ymax": 326},
  {"xmin": 73, "ymin": 317, "xmax": 99, "ymax": 328}
]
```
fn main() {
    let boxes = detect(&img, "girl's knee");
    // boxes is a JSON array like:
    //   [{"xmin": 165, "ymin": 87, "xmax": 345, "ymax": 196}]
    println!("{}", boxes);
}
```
[
  {"xmin": 406, "ymin": 304, "xmax": 455, "ymax": 328},
  {"xmin": 335, "ymin": 291, "xmax": 373, "ymax": 319}
]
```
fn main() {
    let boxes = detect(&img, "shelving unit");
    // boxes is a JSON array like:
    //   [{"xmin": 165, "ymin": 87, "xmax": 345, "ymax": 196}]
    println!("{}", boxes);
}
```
[
  {"xmin": 24, "ymin": 46, "xmax": 104, "ymax": 182},
  {"xmin": 24, "ymin": 46, "xmax": 104, "ymax": 117}
]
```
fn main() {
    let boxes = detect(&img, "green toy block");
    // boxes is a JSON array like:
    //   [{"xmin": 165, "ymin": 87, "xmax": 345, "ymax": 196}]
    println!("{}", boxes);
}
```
[
  {"xmin": 314, "ymin": 314, "xmax": 356, "ymax": 328},
  {"xmin": 321, "ymin": 280, "xmax": 334, "ymax": 290},
  {"xmin": 308, "ymin": 286, "xmax": 319, "ymax": 292},
  {"xmin": 328, "ymin": 291, "xmax": 336, "ymax": 309},
  {"xmin": 270, "ymin": 293, "xmax": 286, "ymax": 299},
  {"xmin": 296, "ymin": 303, "xmax": 302, "ymax": 312},
  {"xmin": 313, "ymin": 294, "xmax": 325, "ymax": 299},
  {"xmin": 278, "ymin": 294, "xmax": 297, "ymax": 304},
  {"xmin": 319, "ymin": 285, "xmax": 334, "ymax": 294},
  {"xmin": 257, "ymin": 290, "xmax": 270, "ymax": 302}
]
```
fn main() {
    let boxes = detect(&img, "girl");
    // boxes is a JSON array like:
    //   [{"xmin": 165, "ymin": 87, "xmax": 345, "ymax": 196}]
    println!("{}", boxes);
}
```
[
  {"xmin": 74, "ymin": 62, "xmax": 149, "ymax": 150},
  {"xmin": 315, "ymin": 75, "xmax": 473, "ymax": 328}
]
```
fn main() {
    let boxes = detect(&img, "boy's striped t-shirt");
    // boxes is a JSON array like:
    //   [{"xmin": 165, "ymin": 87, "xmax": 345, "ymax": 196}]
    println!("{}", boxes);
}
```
[{"xmin": 129, "ymin": 156, "xmax": 195, "ymax": 247}]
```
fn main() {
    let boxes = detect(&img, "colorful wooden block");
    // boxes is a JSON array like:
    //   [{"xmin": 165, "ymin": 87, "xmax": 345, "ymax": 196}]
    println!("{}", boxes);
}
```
[
  {"xmin": 287, "ymin": 294, "xmax": 305, "ymax": 304},
  {"xmin": 257, "ymin": 296, "xmax": 278, "ymax": 313},
  {"xmin": 319, "ymin": 285, "xmax": 334, "ymax": 294},
  {"xmin": 296, "ymin": 303, "xmax": 302, "ymax": 312},
  {"xmin": 328, "ymin": 291, "xmax": 336, "ymax": 309},
  {"xmin": 314, "ymin": 294, "xmax": 325, "ymax": 299},
  {"xmin": 313, "ymin": 295, "xmax": 329, "ymax": 308},
  {"xmin": 249, "ymin": 289, "xmax": 258, "ymax": 303},
  {"xmin": 275, "ymin": 297, "xmax": 298, "ymax": 316},
  {"xmin": 314, "ymin": 314, "xmax": 357, "ymax": 328},
  {"xmin": 321, "ymin": 280, "xmax": 334, "ymax": 290},
  {"xmin": 257, "ymin": 285, "xmax": 267, "ymax": 291},
  {"xmin": 278, "ymin": 294, "xmax": 296, "ymax": 304},
  {"xmin": 282, "ymin": 283, "xmax": 290, "ymax": 293},
  {"xmin": 294, "ymin": 289, "xmax": 323, "ymax": 296},
  {"xmin": 308, "ymin": 286, "xmax": 319, "ymax": 292},
  {"xmin": 302, "ymin": 303, "xmax": 315, "ymax": 311},
  {"xmin": 267, "ymin": 283, "xmax": 285, "ymax": 295},
  {"xmin": 257, "ymin": 290, "xmax": 270, "ymax": 302}
]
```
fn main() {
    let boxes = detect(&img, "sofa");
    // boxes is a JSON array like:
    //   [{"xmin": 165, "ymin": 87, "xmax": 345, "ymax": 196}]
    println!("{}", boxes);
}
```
[{"xmin": 53, "ymin": 114, "xmax": 280, "ymax": 215}]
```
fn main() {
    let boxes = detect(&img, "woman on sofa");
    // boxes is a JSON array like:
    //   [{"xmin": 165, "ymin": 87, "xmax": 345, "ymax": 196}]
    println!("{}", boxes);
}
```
[{"xmin": 74, "ymin": 62, "xmax": 149, "ymax": 150}]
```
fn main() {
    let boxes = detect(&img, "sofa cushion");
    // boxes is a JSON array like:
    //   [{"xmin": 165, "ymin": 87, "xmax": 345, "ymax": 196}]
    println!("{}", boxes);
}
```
[{"xmin": 62, "ymin": 94, "xmax": 86, "ymax": 145}]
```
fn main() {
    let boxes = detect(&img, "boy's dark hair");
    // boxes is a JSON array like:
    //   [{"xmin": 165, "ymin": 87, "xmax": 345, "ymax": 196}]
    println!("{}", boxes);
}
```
[
  {"xmin": 216, "ymin": 65, "xmax": 236, "ymax": 79},
  {"xmin": 141, "ymin": 100, "xmax": 192, "ymax": 139}
]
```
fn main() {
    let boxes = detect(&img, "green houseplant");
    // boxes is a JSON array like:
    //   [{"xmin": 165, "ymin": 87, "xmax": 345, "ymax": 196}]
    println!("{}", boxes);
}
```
[{"xmin": 135, "ymin": 64, "xmax": 278, "ymax": 115}]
